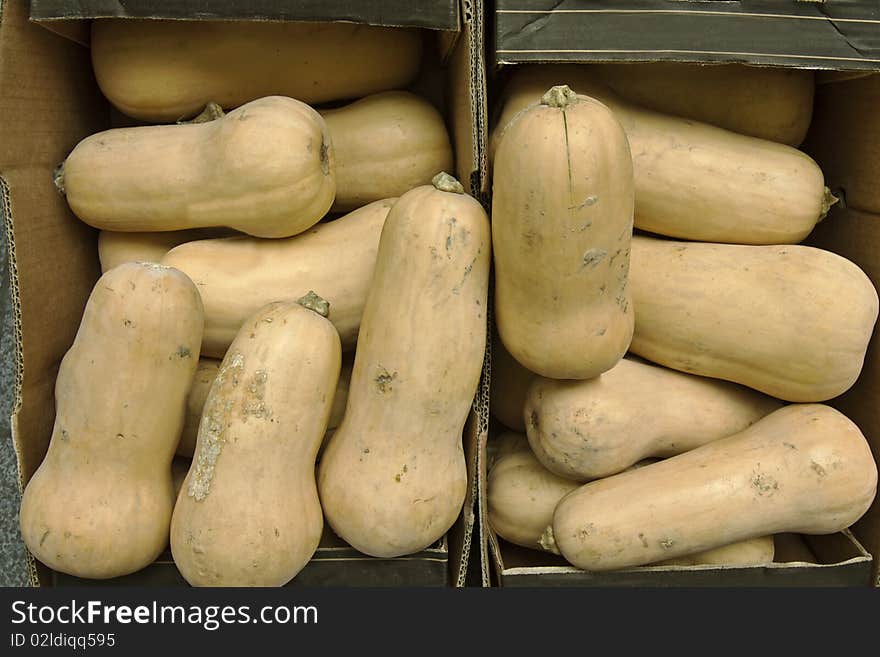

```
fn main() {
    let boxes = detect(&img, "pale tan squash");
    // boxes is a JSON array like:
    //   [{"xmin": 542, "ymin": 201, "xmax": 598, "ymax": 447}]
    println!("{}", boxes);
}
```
[
  {"xmin": 58, "ymin": 96, "xmax": 336, "ymax": 238},
  {"xmin": 629, "ymin": 235, "xmax": 878, "ymax": 402},
  {"xmin": 492, "ymin": 85, "xmax": 634, "ymax": 380},
  {"xmin": 491, "ymin": 67, "xmax": 830, "ymax": 245},
  {"xmin": 525, "ymin": 357, "xmax": 782, "ymax": 481},
  {"xmin": 162, "ymin": 198, "xmax": 395, "ymax": 357},
  {"xmin": 99, "ymin": 228, "xmax": 237, "ymax": 273},
  {"xmin": 20, "ymin": 262, "xmax": 204, "ymax": 579},
  {"xmin": 490, "ymin": 336, "xmax": 536, "ymax": 432},
  {"xmin": 486, "ymin": 433, "xmax": 774, "ymax": 566},
  {"xmin": 487, "ymin": 437, "xmax": 774, "ymax": 567},
  {"xmin": 318, "ymin": 173, "xmax": 490, "ymax": 558},
  {"xmin": 171, "ymin": 293, "xmax": 341, "ymax": 587},
  {"xmin": 320, "ymin": 91, "xmax": 453, "ymax": 213},
  {"xmin": 656, "ymin": 536, "xmax": 775, "ymax": 568},
  {"xmin": 487, "ymin": 432, "xmax": 579, "ymax": 550},
  {"xmin": 591, "ymin": 62, "xmax": 814, "ymax": 145},
  {"xmin": 547, "ymin": 404, "xmax": 878, "ymax": 571},
  {"xmin": 177, "ymin": 356, "xmax": 353, "ymax": 458},
  {"xmin": 91, "ymin": 19, "xmax": 423, "ymax": 122}
]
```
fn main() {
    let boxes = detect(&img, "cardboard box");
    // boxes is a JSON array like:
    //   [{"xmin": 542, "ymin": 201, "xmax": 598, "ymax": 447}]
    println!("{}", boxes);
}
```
[
  {"xmin": 480, "ymin": 0, "xmax": 880, "ymax": 587},
  {"xmin": 0, "ymin": 0, "xmax": 488, "ymax": 587}
]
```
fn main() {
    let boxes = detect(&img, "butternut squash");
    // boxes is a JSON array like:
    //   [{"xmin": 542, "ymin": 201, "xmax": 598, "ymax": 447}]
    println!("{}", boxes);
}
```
[
  {"xmin": 176, "ymin": 356, "xmax": 353, "ymax": 458},
  {"xmin": 546, "ymin": 404, "xmax": 878, "ymax": 571},
  {"xmin": 525, "ymin": 357, "xmax": 782, "ymax": 481},
  {"xmin": 58, "ymin": 96, "xmax": 336, "ymax": 238},
  {"xmin": 657, "ymin": 536, "xmax": 775, "ymax": 568},
  {"xmin": 91, "ymin": 19, "xmax": 423, "ymax": 122},
  {"xmin": 171, "ymin": 293, "xmax": 341, "ymax": 587},
  {"xmin": 320, "ymin": 91, "xmax": 454, "ymax": 213},
  {"xmin": 492, "ymin": 85, "xmax": 634, "ymax": 380},
  {"xmin": 487, "ymin": 435, "xmax": 773, "ymax": 566},
  {"xmin": 318, "ymin": 173, "xmax": 490, "ymax": 558},
  {"xmin": 20, "ymin": 262, "xmax": 204, "ymax": 579},
  {"xmin": 629, "ymin": 235, "xmax": 878, "ymax": 402},
  {"xmin": 162, "ymin": 198, "xmax": 396, "ymax": 357},
  {"xmin": 591, "ymin": 62, "xmax": 814, "ymax": 146},
  {"xmin": 491, "ymin": 67, "xmax": 831, "ymax": 245},
  {"xmin": 99, "ymin": 228, "xmax": 237, "ymax": 273},
  {"xmin": 490, "ymin": 336, "xmax": 535, "ymax": 432}
]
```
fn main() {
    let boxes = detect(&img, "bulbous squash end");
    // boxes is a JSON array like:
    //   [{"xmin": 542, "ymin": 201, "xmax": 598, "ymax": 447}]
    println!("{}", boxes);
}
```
[
  {"xmin": 541, "ymin": 85, "xmax": 578, "ymax": 109},
  {"xmin": 296, "ymin": 290, "xmax": 330, "ymax": 318},
  {"xmin": 432, "ymin": 171, "xmax": 465, "ymax": 194},
  {"xmin": 539, "ymin": 525, "xmax": 560, "ymax": 555}
]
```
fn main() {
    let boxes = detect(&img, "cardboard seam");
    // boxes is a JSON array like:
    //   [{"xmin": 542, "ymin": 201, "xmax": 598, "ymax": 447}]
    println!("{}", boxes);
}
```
[{"xmin": 0, "ymin": 174, "xmax": 39, "ymax": 588}]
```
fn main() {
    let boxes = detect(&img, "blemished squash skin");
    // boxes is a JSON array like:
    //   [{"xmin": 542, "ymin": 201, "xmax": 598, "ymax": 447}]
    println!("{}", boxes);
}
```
[
  {"xmin": 99, "ymin": 228, "xmax": 238, "ymax": 273},
  {"xmin": 171, "ymin": 295, "xmax": 341, "ymax": 587},
  {"xmin": 656, "ymin": 536, "xmax": 775, "ymax": 568},
  {"xmin": 162, "ymin": 198, "xmax": 396, "ymax": 358},
  {"xmin": 59, "ymin": 96, "xmax": 336, "ymax": 238},
  {"xmin": 524, "ymin": 357, "xmax": 783, "ymax": 481},
  {"xmin": 548, "ymin": 404, "xmax": 878, "ymax": 572},
  {"xmin": 490, "ymin": 336, "xmax": 536, "ymax": 432},
  {"xmin": 590, "ymin": 62, "xmax": 814, "ymax": 146},
  {"xmin": 318, "ymin": 173, "xmax": 490, "ymax": 558},
  {"xmin": 91, "ymin": 19, "xmax": 423, "ymax": 122},
  {"xmin": 491, "ymin": 67, "xmax": 830, "ymax": 245},
  {"xmin": 492, "ymin": 85, "xmax": 634, "ymax": 380},
  {"xmin": 320, "ymin": 91, "xmax": 454, "ymax": 213},
  {"xmin": 176, "ymin": 356, "xmax": 353, "ymax": 458},
  {"xmin": 19, "ymin": 262, "xmax": 204, "ymax": 579},
  {"xmin": 487, "ymin": 436, "xmax": 774, "ymax": 566},
  {"xmin": 629, "ymin": 235, "xmax": 879, "ymax": 402}
]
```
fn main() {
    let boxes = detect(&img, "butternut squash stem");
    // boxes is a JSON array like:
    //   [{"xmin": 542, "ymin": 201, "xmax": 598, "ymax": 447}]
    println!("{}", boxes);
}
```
[
  {"xmin": 541, "ymin": 85, "xmax": 578, "ymax": 109},
  {"xmin": 819, "ymin": 186, "xmax": 839, "ymax": 221},
  {"xmin": 296, "ymin": 290, "xmax": 330, "ymax": 318},
  {"xmin": 52, "ymin": 163, "xmax": 65, "ymax": 195},
  {"xmin": 432, "ymin": 171, "xmax": 464, "ymax": 194},
  {"xmin": 539, "ymin": 526, "xmax": 560, "ymax": 555},
  {"xmin": 179, "ymin": 101, "xmax": 226, "ymax": 124}
]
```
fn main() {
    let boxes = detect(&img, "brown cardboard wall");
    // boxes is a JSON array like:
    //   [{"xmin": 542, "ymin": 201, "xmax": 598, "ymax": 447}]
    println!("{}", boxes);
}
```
[
  {"xmin": 0, "ymin": 0, "xmax": 105, "ymax": 505},
  {"xmin": 804, "ymin": 74, "xmax": 880, "ymax": 216}
]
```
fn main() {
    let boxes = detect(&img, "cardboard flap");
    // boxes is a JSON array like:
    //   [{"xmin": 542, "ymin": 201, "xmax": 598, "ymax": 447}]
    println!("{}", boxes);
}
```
[
  {"xmin": 494, "ymin": 0, "xmax": 880, "ymax": 71},
  {"xmin": 30, "ymin": 0, "xmax": 461, "ymax": 31}
]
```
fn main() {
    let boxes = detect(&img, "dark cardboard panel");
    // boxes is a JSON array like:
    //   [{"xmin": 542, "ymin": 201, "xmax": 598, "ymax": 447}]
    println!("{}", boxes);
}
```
[
  {"xmin": 494, "ymin": 0, "xmax": 880, "ymax": 71},
  {"xmin": 52, "ymin": 546, "xmax": 450, "ymax": 587},
  {"xmin": 30, "ymin": 0, "xmax": 460, "ymax": 31}
]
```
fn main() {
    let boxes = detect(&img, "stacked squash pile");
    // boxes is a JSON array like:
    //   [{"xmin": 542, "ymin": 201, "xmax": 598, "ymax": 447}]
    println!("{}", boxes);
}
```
[
  {"xmin": 18, "ymin": 20, "xmax": 490, "ymax": 586},
  {"xmin": 487, "ymin": 64, "xmax": 879, "ymax": 572}
]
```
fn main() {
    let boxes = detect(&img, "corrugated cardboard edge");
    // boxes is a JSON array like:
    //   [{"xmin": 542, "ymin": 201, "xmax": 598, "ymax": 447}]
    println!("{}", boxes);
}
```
[
  {"xmin": 448, "ymin": 0, "xmax": 489, "ymax": 587},
  {"xmin": 0, "ymin": 171, "xmax": 36, "ymax": 588}
]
